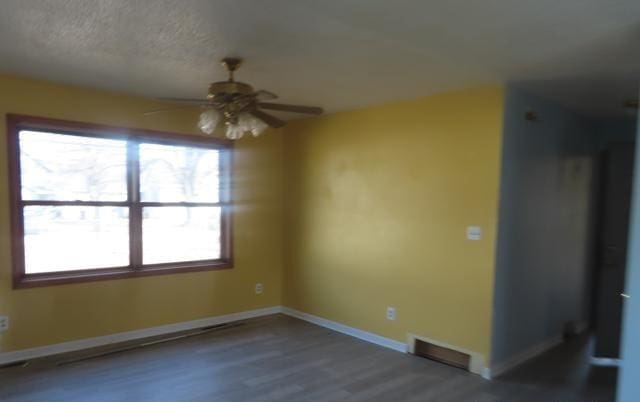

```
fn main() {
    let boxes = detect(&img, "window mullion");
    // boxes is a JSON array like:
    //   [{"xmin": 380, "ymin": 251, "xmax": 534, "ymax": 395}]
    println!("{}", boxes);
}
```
[
  {"xmin": 219, "ymin": 149, "xmax": 232, "ymax": 261},
  {"xmin": 128, "ymin": 140, "xmax": 143, "ymax": 268}
]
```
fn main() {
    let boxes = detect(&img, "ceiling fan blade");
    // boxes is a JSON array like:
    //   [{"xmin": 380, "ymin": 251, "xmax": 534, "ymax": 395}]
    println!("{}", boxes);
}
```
[
  {"xmin": 258, "ymin": 102, "xmax": 323, "ymax": 115},
  {"xmin": 253, "ymin": 90, "xmax": 278, "ymax": 100},
  {"xmin": 250, "ymin": 109, "xmax": 285, "ymax": 128},
  {"xmin": 158, "ymin": 97, "xmax": 210, "ymax": 105},
  {"xmin": 143, "ymin": 105, "xmax": 201, "ymax": 115}
]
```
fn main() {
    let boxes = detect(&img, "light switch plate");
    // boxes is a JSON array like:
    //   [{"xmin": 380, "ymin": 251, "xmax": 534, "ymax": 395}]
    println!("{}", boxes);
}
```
[{"xmin": 467, "ymin": 226, "xmax": 482, "ymax": 240}]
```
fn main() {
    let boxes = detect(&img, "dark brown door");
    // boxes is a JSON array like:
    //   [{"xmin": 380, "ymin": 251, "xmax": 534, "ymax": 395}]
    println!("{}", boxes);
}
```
[{"xmin": 594, "ymin": 143, "xmax": 635, "ymax": 358}]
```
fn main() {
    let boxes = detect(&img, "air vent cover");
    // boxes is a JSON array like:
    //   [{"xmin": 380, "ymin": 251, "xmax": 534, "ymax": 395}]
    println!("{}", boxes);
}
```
[{"xmin": 414, "ymin": 339, "xmax": 471, "ymax": 370}]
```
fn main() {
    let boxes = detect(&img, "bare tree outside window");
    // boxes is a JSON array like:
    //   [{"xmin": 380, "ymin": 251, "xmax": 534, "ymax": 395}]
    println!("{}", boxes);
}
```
[
  {"xmin": 7, "ymin": 115, "xmax": 232, "ymax": 287},
  {"xmin": 139, "ymin": 143, "xmax": 221, "ymax": 264}
]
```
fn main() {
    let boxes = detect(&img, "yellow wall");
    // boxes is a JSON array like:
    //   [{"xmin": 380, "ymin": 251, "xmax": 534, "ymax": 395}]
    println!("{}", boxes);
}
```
[
  {"xmin": 0, "ymin": 75, "xmax": 504, "ymax": 364},
  {"xmin": 283, "ymin": 86, "xmax": 504, "ymax": 362},
  {"xmin": 0, "ymin": 74, "xmax": 284, "ymax": 352}
]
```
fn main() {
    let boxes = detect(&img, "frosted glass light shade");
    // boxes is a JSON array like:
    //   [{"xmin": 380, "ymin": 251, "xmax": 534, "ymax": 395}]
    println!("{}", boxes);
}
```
[
  {"xmin": 198, "ymin": 109, "xmax": 221, "ymax": 135},
  {"xmin": 239, "ymin": 113, "xmax": 268, "ymax": 137},
  {"xmin": 224, "ymin": 113, "xmax": 268, "ymax": 140},
  {"xmin": 225, "ymin": 124, "xmax": 245, "ymax": 140}
]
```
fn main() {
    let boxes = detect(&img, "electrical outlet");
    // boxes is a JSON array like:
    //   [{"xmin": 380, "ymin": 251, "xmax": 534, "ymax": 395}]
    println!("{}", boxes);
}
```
[
  {"xmin": 0, "ymin": 316, "xmax": 8, "ymax": 332},
  {"xmin": 466, "ymin": 226, "xmax": 482, "ymax": 241},
  {"xmin": 255, "ymin": 283, "xmax": 264, "ymax": 294},
  {"xmin": 386, "ymin": 307, "xmax": 396, "ymax": 321}
]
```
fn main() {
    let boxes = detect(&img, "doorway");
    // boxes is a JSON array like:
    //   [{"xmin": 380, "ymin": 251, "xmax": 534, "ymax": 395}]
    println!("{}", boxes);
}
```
[
  {"xmin": 592, "ymin": 143, "xmax": 635, "ymax": 362},
  {"xmin": 490, "ymin": 89, "xmax": 638, "ymax": 399}
]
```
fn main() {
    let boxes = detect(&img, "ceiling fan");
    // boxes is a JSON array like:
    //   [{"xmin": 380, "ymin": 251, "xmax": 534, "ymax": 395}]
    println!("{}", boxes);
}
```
[{"xmin": 144, "ymin": 58, "xmax": 324, "ymax": 139}]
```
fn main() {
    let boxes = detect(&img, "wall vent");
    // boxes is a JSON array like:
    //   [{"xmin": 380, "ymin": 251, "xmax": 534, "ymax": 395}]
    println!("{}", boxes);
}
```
[
  {"xmin": 413, "ymin": 338, "xmax": 471, "ymax": 371},
  {"xmin": 57, "ymin": 322, "xmax": 244, "ymax": 366},
  {"xmin": 0, "ymin": 360, "xmax": 28, "ymax": 370}
]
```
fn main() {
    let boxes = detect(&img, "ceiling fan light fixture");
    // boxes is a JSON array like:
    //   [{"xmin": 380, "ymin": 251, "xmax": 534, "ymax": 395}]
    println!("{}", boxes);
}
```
[
  {"xmin": 198, "ymin": 109, "xmax": 221, "ymax": 135},
  {"xmin": 223, "ymin": 113, "xmax": 269, "ymax": 140},
  {"xmin": 225, "ymin": 123, "xmax": 245, "ymax": 140},
  {"xmin": 150, "ymin": 57, "xmax": 323, "ymax": 139},
  {"xmin": 240, "ymin": 113, "xmax": 268, "ymax": 137}
]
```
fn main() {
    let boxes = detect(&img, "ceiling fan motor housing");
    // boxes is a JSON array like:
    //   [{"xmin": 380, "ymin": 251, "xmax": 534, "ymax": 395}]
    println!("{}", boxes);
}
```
[{"xmin": 207, "ymin": 81, "xmax": 255, "ymax": 99}]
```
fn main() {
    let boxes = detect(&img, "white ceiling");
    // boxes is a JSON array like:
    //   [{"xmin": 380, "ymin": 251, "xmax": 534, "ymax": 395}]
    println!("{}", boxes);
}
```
[{"xmin": 1, "ymin": 0, "xmax": 639, "ymax": 117}]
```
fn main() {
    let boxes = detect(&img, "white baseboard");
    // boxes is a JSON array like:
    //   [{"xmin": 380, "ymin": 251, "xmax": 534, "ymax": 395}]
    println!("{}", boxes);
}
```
[
  {"xmin": 590, "ymin": 357, "xmax": 621, "ymax": 367},
  {"xmin": 489, "ymin": 322, "xmax": 589, "ymax": 378},
  {"xmin": 281, "ymin": 308, "xmax": 494, "ymax": 378},
  {"xmin": 489, "ymin": 334, "xmax": 563, "ymax": 378},
  {"xmin": 0, "ymin": 306, "xmax": 282, "ymax": 365},
  {"xmin": 0, "ymin": 304, "xmax": 493, "ymax": 381},
  {"xmin": 281, "ymin": 307, "xmax": 407, "ymax": 353}
]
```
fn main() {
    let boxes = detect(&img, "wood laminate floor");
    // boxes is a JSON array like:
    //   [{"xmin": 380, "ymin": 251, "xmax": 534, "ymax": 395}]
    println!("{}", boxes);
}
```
[{"xmin": 0, "ymin": 314, "xmax": 616, "ymax": 401}]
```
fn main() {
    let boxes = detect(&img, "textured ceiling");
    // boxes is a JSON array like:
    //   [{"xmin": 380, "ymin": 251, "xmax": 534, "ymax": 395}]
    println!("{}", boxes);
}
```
[{"xmin": 0, "ymin": 0, "xmax": 639, "ymax": 117}]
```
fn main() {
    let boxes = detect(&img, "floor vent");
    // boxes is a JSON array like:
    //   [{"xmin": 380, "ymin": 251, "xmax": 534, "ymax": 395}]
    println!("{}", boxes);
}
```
[
  {"xmin": 414, "ymin": 339, "xmax": 471, "ymax": 371},
  {"xmin": 57, "ymin": 322, "xmax": 244, "ymax": 366},
  {"xmin": 0, "ymin": 360, "xmax": 29, "ymax": 370}
]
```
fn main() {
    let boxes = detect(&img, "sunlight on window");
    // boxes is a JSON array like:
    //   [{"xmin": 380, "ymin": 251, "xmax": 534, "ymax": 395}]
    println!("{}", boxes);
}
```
[
  {"xmin": 140, "ymin": 143, "xmax": 220, "ymax": 203},
  {"xmin": 19, "ymin": 131, "xmax": 127, "ymax": 201},
  {"xmin": 142, "ymin": 207, "xmax": 221, "ymax": 264},
  {"xmin": 13, "ymin": 124, "xmax": 229, "ymax": 280},
  {"xmin": 24, "ymin": 206, "xmax": 129, "ymax": 273}
]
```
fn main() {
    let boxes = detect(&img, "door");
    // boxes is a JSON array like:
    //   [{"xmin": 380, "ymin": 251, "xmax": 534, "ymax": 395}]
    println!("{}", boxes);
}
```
[{"xmin": 594, "ymin": 143, "xmax": 635, "ymax": 358}]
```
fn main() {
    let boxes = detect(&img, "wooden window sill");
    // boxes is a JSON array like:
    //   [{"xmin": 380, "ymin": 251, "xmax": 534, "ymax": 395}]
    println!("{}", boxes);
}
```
[{"xmin": 13, "ymin": 260, "xmax": 234, "ymax": 288}]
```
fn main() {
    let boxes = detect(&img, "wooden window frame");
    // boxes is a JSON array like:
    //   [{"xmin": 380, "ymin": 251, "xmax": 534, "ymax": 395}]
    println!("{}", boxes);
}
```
[{"xmin": 6, "ymin": 114, "xmax": 234, "ymax": 288}]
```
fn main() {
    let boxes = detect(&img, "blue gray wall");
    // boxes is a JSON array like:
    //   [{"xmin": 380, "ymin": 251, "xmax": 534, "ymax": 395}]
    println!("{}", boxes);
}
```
[
  {"xmin": 594, "ymin": 118, "xmax": 637, "ymax": 147},
  {"xmin": 491, "ymin": 89, "xmax": 601, "ymax": 367},
  {"xmin": 617, "ymin": 111, "xmax": 640, "ymax": 402}
]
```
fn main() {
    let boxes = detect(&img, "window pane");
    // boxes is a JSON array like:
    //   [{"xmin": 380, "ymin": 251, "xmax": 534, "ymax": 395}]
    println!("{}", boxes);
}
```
[
  {"xmin": 142, "ymin": 207, "xmax": 221, "ymax": 264},
  {"xmin": 19, "ymin": 131, "xmax": 127, "ymax": 201},
  {"xmin": 24, "ymin": 206, "xmax": 129, "ymax": 273},
  {"xmin": 140, "ymin": 143, "xmax": 220, "ymax": 203}
]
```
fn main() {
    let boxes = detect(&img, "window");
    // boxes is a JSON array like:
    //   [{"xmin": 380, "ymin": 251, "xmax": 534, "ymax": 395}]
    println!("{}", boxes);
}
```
[{"xmin": 7, "ymin": 114, "xmax": 233, "ymax": 288}]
